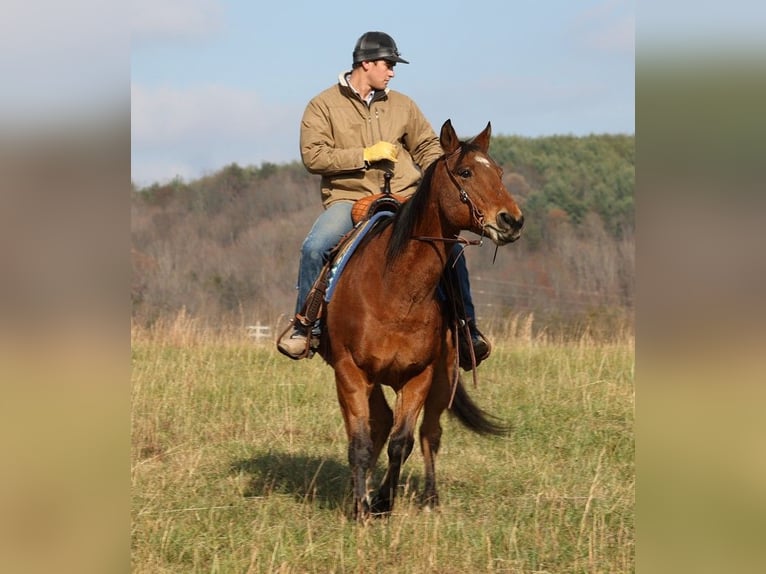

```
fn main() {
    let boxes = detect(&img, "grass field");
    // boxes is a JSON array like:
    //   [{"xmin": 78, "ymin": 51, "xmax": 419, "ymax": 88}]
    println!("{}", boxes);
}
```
[{"xmin": 131, "ymin": 317, "xmax": 634, "ymax": 573}]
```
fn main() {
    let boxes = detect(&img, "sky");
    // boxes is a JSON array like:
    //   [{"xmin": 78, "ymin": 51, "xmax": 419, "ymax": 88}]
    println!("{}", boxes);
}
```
[{"xmin": 131, "ymin": 0, "xmax": 636, "ymax": 186}]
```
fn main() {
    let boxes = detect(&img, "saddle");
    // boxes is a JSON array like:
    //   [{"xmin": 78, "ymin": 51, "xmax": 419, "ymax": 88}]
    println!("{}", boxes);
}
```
[
  {"xmin": 351, "ymin": 191, "xmax": 409, "ymax": 225},
  {"xmin": 295, "ymin": 193, "xmax": 406, "ymax": 330}
]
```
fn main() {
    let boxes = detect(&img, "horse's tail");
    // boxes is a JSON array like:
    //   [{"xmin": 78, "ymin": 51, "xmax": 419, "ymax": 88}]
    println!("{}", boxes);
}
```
[{"xmin": 449, "ymin": 378, "xmax": 510, "ymax": 436}]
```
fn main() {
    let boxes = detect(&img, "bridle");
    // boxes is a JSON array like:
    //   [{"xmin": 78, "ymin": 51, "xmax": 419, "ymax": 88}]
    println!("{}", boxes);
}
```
[
  {"xmin": 414, "ymin": 146, "xmax": 487, "ymax": 249},
  {"xmin": 417, "ymin": 147, "xmax": 492, "ymax": 396},
  {"xmin": 410, "ymin": 146, "xmax": 500, "ymax": 392},
  {"xmin": 442, "ymin": 147, "xmax": 487, "ymax": 231}
]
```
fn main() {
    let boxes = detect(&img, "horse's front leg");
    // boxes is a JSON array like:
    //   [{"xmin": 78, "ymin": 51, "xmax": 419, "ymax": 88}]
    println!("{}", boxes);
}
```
[
  {"xmin": 371, "ymin": 368, "xmax": 432, "ymax": 515},
  {"xmin": 334, "ymin": 358, "xmax": 375, "ymax": 521},
  {"xmin": 419, "ymin": 360, "xmax": 453, "ymax": 509},
  {"xmin": 348, "ymin": 427, "xmax": 373, "ymax": 520},
  {"xmin": 419, "ymin": 397, "xmax": 445, "ymax": 509}
]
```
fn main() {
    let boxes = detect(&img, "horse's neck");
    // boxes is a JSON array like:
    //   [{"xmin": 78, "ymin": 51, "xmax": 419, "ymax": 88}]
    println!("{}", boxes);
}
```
[{"xmin": 388, "ymin": 214, "xmax": 454, "ymax": 293}]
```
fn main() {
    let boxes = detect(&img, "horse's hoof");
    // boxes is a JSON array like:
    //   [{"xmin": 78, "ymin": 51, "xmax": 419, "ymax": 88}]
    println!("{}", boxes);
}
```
[
  {"xmin": 421, "ymin": 493, "xmax": 440, "ymax": 510},
  {"xmin": 353, "ymin": 498, "xmax": 372, "ymax": 522},
  {"xmin": 369, "ymin": 494, "xmax": 392, "ymax": 516}
]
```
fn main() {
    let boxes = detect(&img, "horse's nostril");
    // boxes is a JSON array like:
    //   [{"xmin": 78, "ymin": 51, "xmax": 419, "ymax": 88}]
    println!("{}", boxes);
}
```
[{"xmin": 498, "ymin": 211, "xmax": 523, "ymax": 230}]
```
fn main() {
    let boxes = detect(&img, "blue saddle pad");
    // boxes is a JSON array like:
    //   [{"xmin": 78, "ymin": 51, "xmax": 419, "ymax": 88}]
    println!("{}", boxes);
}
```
[{"xmin": 324, "ymin": 210, "xmax": 394, "ymax": 303}]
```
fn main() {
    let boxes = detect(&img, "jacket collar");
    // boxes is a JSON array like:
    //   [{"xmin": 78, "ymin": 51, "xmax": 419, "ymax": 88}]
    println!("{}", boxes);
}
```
[{"xmin": 338, "ymin": 71, "xmax": 388, "ymax": 104}]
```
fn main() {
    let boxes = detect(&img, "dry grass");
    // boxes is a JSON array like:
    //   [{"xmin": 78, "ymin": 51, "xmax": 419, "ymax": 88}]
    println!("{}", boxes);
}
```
[{"xmin": 131, "ymin": 315, "xmax": 634, "ymax": 572}]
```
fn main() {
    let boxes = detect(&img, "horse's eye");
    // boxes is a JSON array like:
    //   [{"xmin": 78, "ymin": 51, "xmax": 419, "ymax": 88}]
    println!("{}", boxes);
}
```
[{"xmin": 459, "ymin": 168, "xmax": 471, "ymax": 178}]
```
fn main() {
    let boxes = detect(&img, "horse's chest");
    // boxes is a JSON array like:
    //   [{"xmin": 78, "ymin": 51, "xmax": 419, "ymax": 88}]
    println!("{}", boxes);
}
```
[
  {"xmin": 329, "ymin": 286, "xmax": 446, "ymax": 379},
  {"xmin": 357, "ymin": 325, "xmax": 441, "ymax": 376}
]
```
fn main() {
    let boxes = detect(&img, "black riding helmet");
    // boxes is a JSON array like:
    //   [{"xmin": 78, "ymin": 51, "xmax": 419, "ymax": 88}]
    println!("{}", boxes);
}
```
[{"xmin": 352, "ymin": 31, "xmax": 409, "ymax": 65}]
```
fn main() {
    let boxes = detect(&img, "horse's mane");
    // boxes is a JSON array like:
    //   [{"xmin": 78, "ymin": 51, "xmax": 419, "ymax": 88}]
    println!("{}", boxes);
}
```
[
  {"xmin": 384, "ymin": 158, "xmax": 439, "ymax": 265},
  {"xmin": 385, "ymin": 142, "xmax": 476, "ymax": 266},
  {"xmin": 356, "ymin": 162, "xmax": 435, "ymax": 266}
]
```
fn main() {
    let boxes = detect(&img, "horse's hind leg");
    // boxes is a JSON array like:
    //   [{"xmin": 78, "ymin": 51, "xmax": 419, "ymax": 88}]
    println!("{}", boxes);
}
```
[{"xmin": 369, "ymin": 384, "xmax": 393, "ymax": 470}]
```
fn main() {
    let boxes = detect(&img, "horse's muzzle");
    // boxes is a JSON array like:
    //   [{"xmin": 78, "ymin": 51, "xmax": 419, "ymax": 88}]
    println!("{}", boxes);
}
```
[{"xmin": 486, "ymin": 211, "xmax": 524, "ymax": 244}]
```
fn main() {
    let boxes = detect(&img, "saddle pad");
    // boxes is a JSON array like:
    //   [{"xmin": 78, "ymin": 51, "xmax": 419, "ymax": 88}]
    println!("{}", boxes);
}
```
[{"xmin": 324, "ymin": 210, "xmax": 394, "ymax": 303}]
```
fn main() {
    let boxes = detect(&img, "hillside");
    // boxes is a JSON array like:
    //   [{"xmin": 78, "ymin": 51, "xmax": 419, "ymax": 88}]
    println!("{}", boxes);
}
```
[{"xmin": 131, "ymin": 134, "xmax": 634, "ymax": 338}]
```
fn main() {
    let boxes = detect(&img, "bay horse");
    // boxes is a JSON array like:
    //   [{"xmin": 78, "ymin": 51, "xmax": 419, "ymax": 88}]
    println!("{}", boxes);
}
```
[{"xmin": 319, "ymin": 119, "xmax": 524, "ymax": 519}]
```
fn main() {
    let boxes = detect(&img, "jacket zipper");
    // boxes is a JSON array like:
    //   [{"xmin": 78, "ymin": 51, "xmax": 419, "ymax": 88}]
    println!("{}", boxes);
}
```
[
  {"xmin": 360, "ymin": 92, "xmax": 389, "ymax": 191},
  {"xmin": 374, "ymin": 108, "xmax": 383, "ymax": 142}
]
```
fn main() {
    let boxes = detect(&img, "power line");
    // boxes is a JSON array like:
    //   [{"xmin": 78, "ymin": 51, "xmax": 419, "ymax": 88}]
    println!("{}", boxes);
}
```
[{"xmin": 471, "ymin": 276, "xmax": 633, "ymax": 304}]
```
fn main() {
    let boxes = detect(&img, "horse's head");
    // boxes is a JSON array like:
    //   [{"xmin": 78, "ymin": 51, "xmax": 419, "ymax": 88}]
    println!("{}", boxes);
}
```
[{"xmin": 437, "ymin": 120, "xmax": 524, "ymax": 244}]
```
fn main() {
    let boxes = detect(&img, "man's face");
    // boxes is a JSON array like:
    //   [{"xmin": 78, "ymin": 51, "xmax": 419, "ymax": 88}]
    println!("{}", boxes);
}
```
[{"xmin": 367, "ymin": 60, "xmax": 396, "ymax": 90}]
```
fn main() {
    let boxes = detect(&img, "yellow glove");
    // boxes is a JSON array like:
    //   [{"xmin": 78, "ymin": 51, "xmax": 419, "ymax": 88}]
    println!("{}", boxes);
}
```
[{"xmin": 363, "ymin": 141, "xmax": 398, "ymax": 164}]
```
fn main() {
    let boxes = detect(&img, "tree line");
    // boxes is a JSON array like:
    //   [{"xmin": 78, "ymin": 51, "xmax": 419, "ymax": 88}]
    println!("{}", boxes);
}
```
[{"xmin": 131, "ymin": 134, "xmax": 634, "ymax": 339}]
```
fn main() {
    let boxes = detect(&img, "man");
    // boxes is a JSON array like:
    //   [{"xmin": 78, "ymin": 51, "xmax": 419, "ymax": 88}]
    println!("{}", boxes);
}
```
[{"xmin": 277, "ymin": 31, "xmax": 489, "ymax": 365}]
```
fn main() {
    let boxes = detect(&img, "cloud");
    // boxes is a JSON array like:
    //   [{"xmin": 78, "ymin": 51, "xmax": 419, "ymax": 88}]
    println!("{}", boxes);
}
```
[
  {"xmin": 131, "ymin": 83, "xmax": 302, "ymax": 185},
  {"xmin": 132, "ymin": 0, "xmax": 223, "ymax": 42},
  {"xmin": 0, "ymin": 1, "xmax": 126, "ymax": 125},
  {"xmin": 572, "ymin": 0, "xmax": 635, "ymax": 55},
  {"xmin": 453, "ymin": 73, "xmax": 632, "ymax": 137},
  {"xmin": 588, "ymin": 13, "xmax": 634, "ymax": 54},
  {"xmin": 131, "ymin": 84, "xmax": 293, "ymax": 143}
]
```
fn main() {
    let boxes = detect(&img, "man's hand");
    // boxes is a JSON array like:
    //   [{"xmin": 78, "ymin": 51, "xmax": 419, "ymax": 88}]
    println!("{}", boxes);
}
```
[{"xmin": 363, "ymin": 141, "xmax": 398, "ymax": 163}]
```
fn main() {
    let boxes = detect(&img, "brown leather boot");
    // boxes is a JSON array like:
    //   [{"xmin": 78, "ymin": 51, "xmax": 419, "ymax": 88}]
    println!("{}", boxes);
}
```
[
  {"xmin": 277, "ymin": 326, "xmax": 309, "ymax": 359},
  {"xmin": 458, "ymin": 322, "xmax": 491, "ymax": 370}
]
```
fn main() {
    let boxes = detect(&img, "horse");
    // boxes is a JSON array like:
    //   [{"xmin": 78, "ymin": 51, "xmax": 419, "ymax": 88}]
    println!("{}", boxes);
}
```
[{"xmin": 318, "ymin": 119, "xmax": 524, "ymax": 519}]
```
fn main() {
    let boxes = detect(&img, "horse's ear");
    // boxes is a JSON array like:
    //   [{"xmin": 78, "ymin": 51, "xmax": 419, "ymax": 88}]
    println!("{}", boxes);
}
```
[
  {"xmin": 471, "ymin": 122, "xmax": 492, "ymax": 152},
  {"xmin": 440, "ymin": 119, "xmax": 460, "ymax": 153}
]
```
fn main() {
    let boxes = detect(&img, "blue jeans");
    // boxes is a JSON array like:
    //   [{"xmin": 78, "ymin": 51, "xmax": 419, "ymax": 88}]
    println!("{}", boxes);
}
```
[
  {"xmin": 295, "ymin": 202, "xmax": 355, "ymax": 315},
  {"xmin": 293, "ymin": 201, "xmax": 477, "ymax": 324},
  {"xmin": 448, "ymin": 246, "xmax": 476, "ymax": 324}
]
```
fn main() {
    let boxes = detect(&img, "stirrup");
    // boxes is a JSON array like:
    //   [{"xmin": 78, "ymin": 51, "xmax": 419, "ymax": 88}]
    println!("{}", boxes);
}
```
[
  {"xmin": 457, "ymin": 321, "xmax": 491, "ymax": 371},
  {"xmin": 276, "ymin": 320, "xmax": 320, "ymax": 360}
]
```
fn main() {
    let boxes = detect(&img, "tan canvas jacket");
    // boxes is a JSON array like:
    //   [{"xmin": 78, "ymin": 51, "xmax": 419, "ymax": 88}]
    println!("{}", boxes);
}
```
[{"xmin": 300, "ymin": 72, "xmax": 444, "ymax": 207}]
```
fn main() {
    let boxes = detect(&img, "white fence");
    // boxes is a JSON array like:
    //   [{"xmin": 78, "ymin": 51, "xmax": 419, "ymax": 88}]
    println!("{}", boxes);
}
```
[{"xmin": 246, "ymin": 322, "xmax": 272, "ymax": 342}]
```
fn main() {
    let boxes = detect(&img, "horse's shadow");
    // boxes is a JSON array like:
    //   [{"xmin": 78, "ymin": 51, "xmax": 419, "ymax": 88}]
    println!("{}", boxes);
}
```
[
  {"xmin": 229, "ymin": 452, "xmax": 428, "ymax": 511},
  {"xmin": 229, "ymin": 452, "xmax": 353, "ymax": 510}
]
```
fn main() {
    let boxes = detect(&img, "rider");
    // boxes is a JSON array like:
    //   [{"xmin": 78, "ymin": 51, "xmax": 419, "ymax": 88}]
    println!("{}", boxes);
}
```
[{"xmin": 277, "ymin": 31, "xmax": 490, "ymax": 365}]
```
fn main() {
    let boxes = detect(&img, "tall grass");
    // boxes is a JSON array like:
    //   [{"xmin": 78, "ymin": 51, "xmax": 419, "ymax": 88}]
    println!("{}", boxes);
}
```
[{"xmin": 131, "ymin": 314, "xmax": 634, "ymax": 573}]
